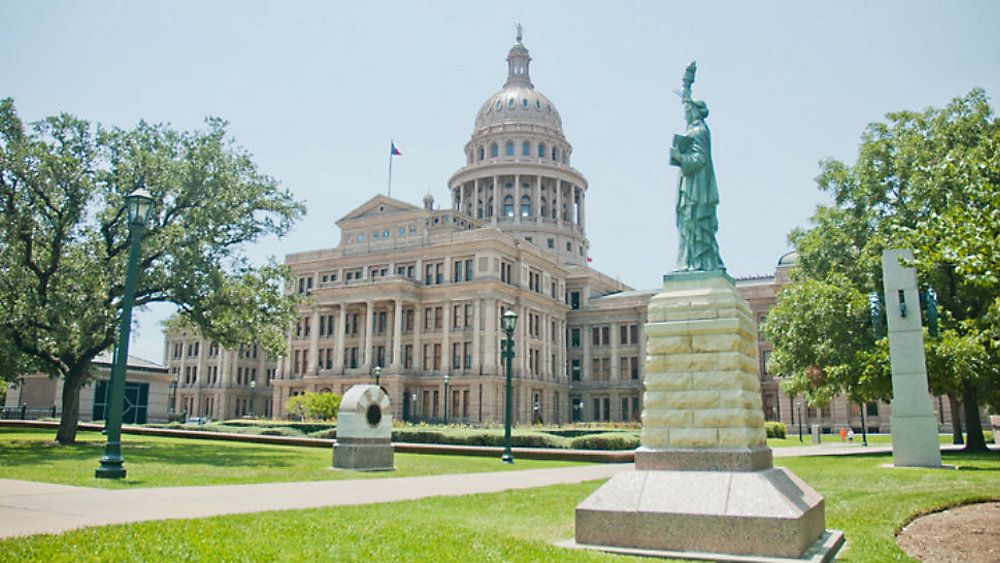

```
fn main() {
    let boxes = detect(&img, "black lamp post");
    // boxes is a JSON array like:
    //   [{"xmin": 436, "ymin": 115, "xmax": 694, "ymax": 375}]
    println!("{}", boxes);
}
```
[
  {"xmin": 443, "ymin": 373, "xmax": 450, "ymax": 424},
  {"xmin": 96, "ymin": 188, "xmax": 154, "ymax": 479},
  {"xmin": 411, "ymin": 392, "xmax": 417, "ymax": 422},
  {"xmin": 796, "ymin": 401, "xmax": 803, "ymax": 443},
  {"xmin": 249, "ymin": 380, "xmax": 256, "ymax": 418},
  {"xmin": 500, "ymin": 309, "xmax": 518, "ymax": 463},
  {"xmin": 374, "ymin": 365, "xmax": 382, "ymax": 388}
]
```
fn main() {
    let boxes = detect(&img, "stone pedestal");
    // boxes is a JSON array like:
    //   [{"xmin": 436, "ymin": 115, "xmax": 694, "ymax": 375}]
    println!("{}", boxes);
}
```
[
  {"xmin": 333, "ymin": 385, "xmax": 394, "ymax": 471},
  {"xmin": 882, "ymin": 249, "xmax": 942, "ymax": 468},
  {"xmin": 574, "ymin": 271, "xmax": 840, "ymax": 561}
]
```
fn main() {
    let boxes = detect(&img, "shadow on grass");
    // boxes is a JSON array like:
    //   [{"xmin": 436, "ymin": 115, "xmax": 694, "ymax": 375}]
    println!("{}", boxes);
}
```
[{"xmin": 0, "ymin": 436, "xmax": 299, "ymax": 470}]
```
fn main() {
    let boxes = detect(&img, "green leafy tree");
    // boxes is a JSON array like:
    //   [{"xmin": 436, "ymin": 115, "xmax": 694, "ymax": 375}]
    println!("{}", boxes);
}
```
[
  {"xmin": 0, "ymin": 99, "xmax": 305, "ymax": 444},
  {"xmin": 285, "ymin": 392, "xmax": 341, "ymax": 421},
  {"xmin": 764, "ymin": 89, "xmax": 999, "ymax": 452}
]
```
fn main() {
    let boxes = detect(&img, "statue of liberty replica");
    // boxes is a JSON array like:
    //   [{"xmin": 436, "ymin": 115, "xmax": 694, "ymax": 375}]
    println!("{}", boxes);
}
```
[
  {"xmin": 669, "ymin": 62, "xmax": 725, "ymax": 272},
  {"xmin": 573, "ymin": 62, "xmax": 839, "ymax": 560}
]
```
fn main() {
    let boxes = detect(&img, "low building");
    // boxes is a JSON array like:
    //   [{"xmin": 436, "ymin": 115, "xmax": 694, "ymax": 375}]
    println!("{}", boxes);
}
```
[{"xmin": 3, "ymin": 352, "xmax": 171, "ymax": 424}]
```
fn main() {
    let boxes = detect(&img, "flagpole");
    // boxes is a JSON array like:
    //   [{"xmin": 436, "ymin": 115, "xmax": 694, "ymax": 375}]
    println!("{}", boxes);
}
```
[{"xmin": 387, "ymin": 139, "xmax": 394, "ymax": 197}]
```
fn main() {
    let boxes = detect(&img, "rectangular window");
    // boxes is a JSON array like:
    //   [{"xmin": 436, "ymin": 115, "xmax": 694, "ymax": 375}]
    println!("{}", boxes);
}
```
[
  {"xmin": 453, "ymin": 260, "xmax": 463, "ymax": 283},
  {"xmin": 570, "ymin": 291, "xmax": 580, "ymax": 310},
  {"xmin": 592, "ymin": 327, "xmax": 600, "ymax": 346},
  {"xmin": 571, "ymin": 359, "xmax": 581, "ymax": 381},
  {"xmin": 465, "ymin": 259, "xmax": 473, "ymax": 281}
]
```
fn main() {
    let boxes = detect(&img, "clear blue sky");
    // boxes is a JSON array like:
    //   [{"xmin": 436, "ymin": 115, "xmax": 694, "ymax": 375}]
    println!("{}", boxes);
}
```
[{"xmin": 3, "ymin": 1, "xmax": 998, "ymax": 364}]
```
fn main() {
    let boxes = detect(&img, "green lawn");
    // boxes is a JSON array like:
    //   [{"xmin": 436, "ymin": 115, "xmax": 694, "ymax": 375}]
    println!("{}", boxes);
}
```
[
  {"xmin": 2, "ymin": 433, "xmax": 998, "ymax": 561},
  {"xmin": 0, "ymin": 428, "xmax": 586, "ymax": 489}
]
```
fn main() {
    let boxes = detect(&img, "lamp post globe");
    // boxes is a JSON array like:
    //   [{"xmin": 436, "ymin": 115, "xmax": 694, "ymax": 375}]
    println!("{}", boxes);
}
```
[
  {"xmin": 374, "ymin": 365, "xmax": 382, "ymax": 387},
  {"xmin": 443, "ymin": 374, "xmax": 450, "ymax": 424},
  {"xmin": 500, "ymin": 309, "xmax": 518, "ymax": 463},
  {"xmin": 96, "ymin": 188, "xmax": 155, "ymax": 479}
]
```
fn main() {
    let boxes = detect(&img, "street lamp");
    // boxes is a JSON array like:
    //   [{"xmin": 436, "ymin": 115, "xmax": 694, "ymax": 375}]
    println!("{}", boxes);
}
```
[
  {"xmin": 796, "ymin": 401, "xmax": 803, "ymax": 443},
  {"xmin": 500, "ymin": 309, "xmax": 518, "ymax": 463},
  {"xmin": 374, "ymin": 365, "xmax": 382, "ymax": 388},
  {"xmin": 249, "ymin": 380, "xmax": 256, "ymax": 418},
  {"xmin": 443, "ymin": 373, "xmax": 450, "ymax": 424},
  {"xmin": 96, "ymin": 188, "xmax": 154, "ymax": 480},
  {"xmin": 411, "ymin": 392, "xmax": 417, "ymax": 422}
]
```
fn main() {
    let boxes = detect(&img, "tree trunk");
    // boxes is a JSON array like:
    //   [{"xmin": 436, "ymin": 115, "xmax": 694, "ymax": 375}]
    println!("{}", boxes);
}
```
[
  {"xmin": 961, "ymin": 379, "xmax": 989, "ymax": 453},
  {"xmin": 55, "ymin": 363, "xmax": 89, "ymax": 445},
  {"xmin": 947, "ymin": 393, "xmax": 964, "ymax": 445}
]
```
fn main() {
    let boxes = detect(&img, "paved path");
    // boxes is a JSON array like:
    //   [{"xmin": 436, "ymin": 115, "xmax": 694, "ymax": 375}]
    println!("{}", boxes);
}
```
[
  {"xmin": 0, "ymin": 442, "xmax": 987, "ymax": 540},
  {"xmin": 0, "ymin": 464, "xmax": 628, "ymax": 540}
]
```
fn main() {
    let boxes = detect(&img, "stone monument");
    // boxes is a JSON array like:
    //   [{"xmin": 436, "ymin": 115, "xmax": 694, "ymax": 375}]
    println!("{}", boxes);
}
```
[
  {"xmin": 572, "ymin": 62, "xmax": 842, "ymax": 561},
  {"xmin": 332, "ymin": 384, "xmax": 394, "ymax": 471},
  {"xmin": 882, "ymin": 249, "xmax": 942, "ymax": 468}
]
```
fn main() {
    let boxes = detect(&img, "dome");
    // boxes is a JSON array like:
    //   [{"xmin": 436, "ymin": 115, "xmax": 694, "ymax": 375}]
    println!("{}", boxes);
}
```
[
  {"xmin": 472, "ymin": 38, "xmax": 564, "ymax": 134},
  {"xmin": 777, "ymin": 250, "xmax": 798, "ymax": 267}
]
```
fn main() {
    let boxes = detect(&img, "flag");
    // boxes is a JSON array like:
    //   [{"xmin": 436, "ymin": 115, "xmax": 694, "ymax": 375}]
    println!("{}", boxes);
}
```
[
  {"xmin": 390, "ymin": 142, "xmax": 401, "ymax": 156},
  {"xmin": 587, "ymin": 257, "xmax": 593, "ymax": 263}
]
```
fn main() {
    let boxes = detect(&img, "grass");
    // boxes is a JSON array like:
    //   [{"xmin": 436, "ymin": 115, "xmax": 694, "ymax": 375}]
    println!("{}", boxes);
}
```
[
  {"xmin": 0, "ymin": 428, "xmax": 585, "ymax": 489},
  {"xmin": 2, "ymin": 450, "xmax": 999, "ymax": 561}
]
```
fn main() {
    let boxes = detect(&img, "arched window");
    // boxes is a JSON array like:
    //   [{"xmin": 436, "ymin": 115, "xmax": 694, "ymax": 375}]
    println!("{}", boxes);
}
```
[
  {"xmin": 478, "ymin": 147, "xmax": 485, "ymax": 161},
  {"xmin": 552, "ymin": 147, "xmax": 558, "ymax": 161},
  {"xmin": 503, "ymin": 195, "xmax": 514, "ymax": 218},
  {"xmin": 520, "ymin": 194, "xmax": 532, "ymax": 218},
  {"xmin": 538, "ymin": 143, "xmax": 546, "ymax": 158},
  {"xmin": 505, "ymin": 141, "xmax": 514, "ymax": 156},
  {"xmin": 540, "ymin": 196, "xmax": 548, "ymax": 218},
  {"xmin": 522, "ymin": 98, "xmax": 529, "ymax": 109},
  {"xmin": 490, "ymin": 143, "xmax": 499, "ymax": 158},
  {"xmin": 522, "ymin": 141, "xmax": 530, "ymax": 156}
]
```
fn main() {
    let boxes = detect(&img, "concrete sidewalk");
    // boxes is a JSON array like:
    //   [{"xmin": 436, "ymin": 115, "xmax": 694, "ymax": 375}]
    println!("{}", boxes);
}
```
[{"xmin": 0, "ymin": 463, "xmax": 628, "ymax": 540}]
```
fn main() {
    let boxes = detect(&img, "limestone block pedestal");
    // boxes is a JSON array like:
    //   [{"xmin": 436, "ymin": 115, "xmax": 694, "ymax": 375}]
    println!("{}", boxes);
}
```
[
  {"xmin": 573, "ymin": 271, "xmax": 841, "ymax": 561},
  {"xmin": 333, "ymin": 385, "xmax": 394, "ymax": 471}
]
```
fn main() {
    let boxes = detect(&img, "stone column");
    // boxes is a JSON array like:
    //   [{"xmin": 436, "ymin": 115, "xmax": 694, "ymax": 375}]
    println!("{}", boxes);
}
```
[
  {"xmin": 492, "ymin": 175, "xmax": 500, "ymax": 223},
  {"xmin": 362, "ymin": 300, "xmax": 373, "ymax": 369},
  {"xmin": 555, "ymin": 179, "xmax": 562, "ymax": 225},
  {"xmin": 534, "ymin": 175, "xmax": 541, "ymax": 221},
  {"xmin": 513, "ymin": 174, "xmax": 520, "ymax": 222},
  {"xmin": 578, "ymin": 186, "xmax": 586, "ymax": 230},
  {"xmin": 442, "ymin": 301, "xmax": 452, "ymax": 372},
  {"xmin": 542, "ymin": 313, "xmax": 550, "ymax": 379},
  {"xmin": 335, "ymin": 304, "xmax": 347, "ymax": 371},
  {"xmin": 610, "ymin": 322, "xmax": 619, "ymax": 382},
  {"xmin": 307, "ymin": 308, "xmax": 320, "ymax": 375},
  {"xmin": 413, "ymin": 304, "xmax": 423, "ymax": 371},
  {"xmin": 882, "ymin": 249, "xmax": 942, "ymax": 468},
  {"xmin": 391, "ymin": 298, "xmax": 403, "ymax": 370},
  {"xmin": 484, "ymin": 299, "xmax": 498, "ymax": 373},
  {"xmin": 472, "ymin": 298, "xmax": 482, "ymax": 374}
]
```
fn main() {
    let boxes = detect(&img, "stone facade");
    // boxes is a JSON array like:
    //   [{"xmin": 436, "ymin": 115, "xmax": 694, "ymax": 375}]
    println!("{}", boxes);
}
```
[{"xmin": 163, "ymin": 329, "xmax": 277, "ymax": 420}]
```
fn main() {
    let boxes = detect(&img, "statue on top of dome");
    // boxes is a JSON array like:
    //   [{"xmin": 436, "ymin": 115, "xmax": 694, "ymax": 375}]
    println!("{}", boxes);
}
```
[
  {"xmin": 669, "ymin": 61, "xmax": 725, "ymax": 272},
  {"xmin": 516, "ymin": 23, "xmax": 524, "ymax": 43}
]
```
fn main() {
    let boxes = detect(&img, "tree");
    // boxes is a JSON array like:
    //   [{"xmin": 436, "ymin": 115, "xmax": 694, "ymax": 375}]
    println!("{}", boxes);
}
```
[
  {"xmin": 764, "ymin": 89, "xmax": 1000, "ymax": 452},
  {"xmin": 285, "ymin": 392, "xmax": 341, "ymax": 421},
  {"xmin": 0, "ymin": 99, "xmax": 305, "ymax": 444}
]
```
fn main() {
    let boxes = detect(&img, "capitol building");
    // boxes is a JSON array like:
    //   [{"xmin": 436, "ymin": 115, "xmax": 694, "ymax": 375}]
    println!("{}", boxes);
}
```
[{"xmin": 166, "ymin": 35, "xmax": 905, "ymax": 431}]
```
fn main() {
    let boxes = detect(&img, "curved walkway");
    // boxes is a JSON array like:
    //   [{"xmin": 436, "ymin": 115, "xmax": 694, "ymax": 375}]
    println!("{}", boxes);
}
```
[
  {"xmin": 0, "ymin": 464, "xmax": 626, "ymax": 539},
  {"xmin": 0, "ymin": 442, "xmax": 986, "ymax": 539}
]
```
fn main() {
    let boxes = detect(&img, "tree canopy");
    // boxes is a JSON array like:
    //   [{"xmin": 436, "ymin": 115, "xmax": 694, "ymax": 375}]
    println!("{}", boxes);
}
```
[
  {"xmin": 0, "ymin": 99, "xmax": 305, "ymax": 443},
  {"xmin": 763, "ymin": 89, "xmax": 1000, "ymax": 451}
]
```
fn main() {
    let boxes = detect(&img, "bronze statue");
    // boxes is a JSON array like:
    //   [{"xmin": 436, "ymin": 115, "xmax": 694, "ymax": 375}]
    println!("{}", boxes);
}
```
[{"xmin": 669, "ymin": 61, "xmax": 725, "ymax": 272}]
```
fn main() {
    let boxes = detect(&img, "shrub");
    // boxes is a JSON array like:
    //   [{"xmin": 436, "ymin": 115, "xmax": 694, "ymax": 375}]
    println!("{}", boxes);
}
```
[
  {"xmin": 765, "ymin": 421, "xmax": 786, "ymax": 439},
  {"xmin": 569, "ymin": 433, "xmax": 640, "ymax": 450},
  {"xmin": 984, "ymin": 430, "xmax": 995, "ymax": 444},
  {"xmin": 308, "ymin": 428, "xmax": 338, "ymax": 439},
  {"xmin": 257, "ymin": 427, "xmax": 304, "ymax": 437},
  {"xmin": 285, "ymin": 392, "xmax": 341, "ymax": 421}
]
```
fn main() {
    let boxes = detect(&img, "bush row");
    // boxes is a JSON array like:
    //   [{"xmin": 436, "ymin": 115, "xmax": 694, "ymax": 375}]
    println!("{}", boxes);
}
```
[{"xmin": 764, "ymin": 421, "xmax": 786, "ymax": 439}]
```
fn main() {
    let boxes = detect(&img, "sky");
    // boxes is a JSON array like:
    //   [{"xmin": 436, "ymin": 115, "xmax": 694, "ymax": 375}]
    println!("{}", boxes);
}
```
[{"xmin": 2, "ymin": 1, "xmax": 999, "ymax": 365}]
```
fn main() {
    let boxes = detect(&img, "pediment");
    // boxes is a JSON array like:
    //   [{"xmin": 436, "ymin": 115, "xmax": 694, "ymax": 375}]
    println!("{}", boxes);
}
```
[{"xmin": 336, "ymin": 194, "xmax": 424, "ymax": 225}]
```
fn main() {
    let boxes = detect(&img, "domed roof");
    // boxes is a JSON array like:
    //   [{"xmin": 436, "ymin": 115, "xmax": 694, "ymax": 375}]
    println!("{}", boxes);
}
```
[
  {"xmin": 473, "ymin": 38, "xmax": 563, "ymax": 133},
  {"xmin": 777, "ymin": 250, "xmax": 798, "ymax": 267}
]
